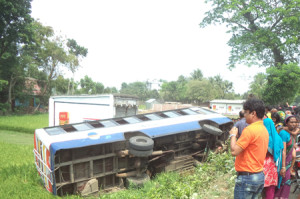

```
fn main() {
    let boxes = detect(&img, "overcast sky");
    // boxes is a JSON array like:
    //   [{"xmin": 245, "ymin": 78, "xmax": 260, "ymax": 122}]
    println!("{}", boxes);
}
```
[{"xmin": 31, "ymin": 0, "xmax": 265, "ymax": 94}]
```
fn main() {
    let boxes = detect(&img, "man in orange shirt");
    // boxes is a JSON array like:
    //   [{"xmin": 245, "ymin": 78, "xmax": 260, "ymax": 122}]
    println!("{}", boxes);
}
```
[{"xmin": 229, "ymin": 98, "xmax": 269, "ymax": 199}]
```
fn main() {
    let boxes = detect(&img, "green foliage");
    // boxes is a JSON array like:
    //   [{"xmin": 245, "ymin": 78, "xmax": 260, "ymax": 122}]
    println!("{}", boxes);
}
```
[
  {"xmin": 0, "ymin": 0, "xmax": 33, "ymax": 58},
  {"xmin": 79, "ymin": 75, "xmax": 104, "ymax": 94},
  {"xmin": 0, "ymin": 113, "xmax": 48, "ymax": 133},
  {"xmin": 159, "ymin": 76, "xmax": 189, "ymax": 102},
  {"xmin": 54, "ymin": 75, "xmax": 70, "ymax": 94},
  {"xmin": 160, "ymin": 81, "xmax": 180, "ymax": 102},
  {"xmin": 67, "ymin": 39, "xmax": 88, "ymax": 57},
  {"xmin": 262, "ymin": 63, "xmax": 300, "ymax": 105},
  {"xmin": 190, "ymin": 69, "xmax": 203, "ymax": 81},
  {"xmin": 200, "ymin": 0, "xmax": 300, "ymax": 68},
  {"xmin": 186, "ymin": 79, "xmax": 216, "ymax": 103},
  {"xmin": 103, "ymin": 86, "xmax": 118, "ymax": 94},
  {"xmin": 0, "ymin": 102, "xmax": 10, "ymax": 114},
  {"xmin": 120, "ymin": 81, "xmax": 148, "ymax": 101},
  {"xmin": 249, "ymin": 73, "xmax": 267, "ymax": 99},
  {"xmin": 0, "ymin": 80, "xmax": 8, "ymax": 91},
  {"xmin": 209, "ymin": 75, "xmax": 234, "ymax": 99},
  {"xmin": 0, "ymin": 18, "xmax": 88, "ymax": 111}
]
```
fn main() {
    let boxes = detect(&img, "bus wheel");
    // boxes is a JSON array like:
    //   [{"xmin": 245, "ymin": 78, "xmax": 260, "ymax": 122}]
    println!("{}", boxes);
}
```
[
  {"xmin": 129, "ymin": 136, "xmax": 154, "ymax": 151},
  {"xmin": 202, "ymin": 124, "xmax": 223, "ymax": 136}
]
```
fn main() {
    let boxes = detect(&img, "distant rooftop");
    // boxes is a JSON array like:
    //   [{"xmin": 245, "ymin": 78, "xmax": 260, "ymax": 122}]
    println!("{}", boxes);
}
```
[{"xmin": 210, "ymin": 99, "xmax": 246, "ymax": 104}]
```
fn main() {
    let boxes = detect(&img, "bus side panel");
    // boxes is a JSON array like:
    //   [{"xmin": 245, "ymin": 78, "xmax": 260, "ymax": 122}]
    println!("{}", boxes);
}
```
[{"xmin": 34, "ymin": 132, "xmax": 53, "ymax": 194}]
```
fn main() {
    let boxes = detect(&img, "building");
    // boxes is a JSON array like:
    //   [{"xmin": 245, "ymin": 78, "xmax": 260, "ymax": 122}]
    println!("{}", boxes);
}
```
[
  {"xmin": 14, "ymin": 77, "xmax": 43, "ymax": 108},
  {"xmin": 145, "ymin": 99, "xmax": 159, "ymax": 110},
  {"xmin": 209, "ymin": 99, "xmax": 245, "ymax": 116}
]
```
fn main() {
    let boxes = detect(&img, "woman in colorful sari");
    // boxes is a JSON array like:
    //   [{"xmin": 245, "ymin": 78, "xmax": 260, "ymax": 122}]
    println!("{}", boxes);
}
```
[
  {"xmin": 274, "ymin": 115, "xmax": 298, "ymax": 199},
  {"xmin": 263, "ymin": 118, "xmax": 283, "ymax": 199}
]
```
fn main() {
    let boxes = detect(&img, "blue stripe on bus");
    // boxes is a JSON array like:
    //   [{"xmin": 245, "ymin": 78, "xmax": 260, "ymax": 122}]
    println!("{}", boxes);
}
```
[
  {"xmin": 141, "ymin": 121, "xmax": 201, "ymax": 138},
  {"xmin": 49, "ymin": 117, "xmax": 232, "ymax": 154},
  {"xmin": 50, "ymin": 132, "xmax": 125, "ymax": 154},
  {"xmin": 210, "ymin": 117, "xmax": 232, "ymax": 125}
]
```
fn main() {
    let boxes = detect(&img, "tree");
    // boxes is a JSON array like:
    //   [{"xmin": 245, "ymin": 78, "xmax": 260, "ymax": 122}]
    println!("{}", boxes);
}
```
[
  {"xmin": 120, "ymin": 81, "xmax": 148, "ymax": 100},
  {"xmin": 0, "ymin": 0, "xmax": 33, "ymax": 59},
  {"xmin": 190, "ymin": 69, "xmax": 203, "ymax": 80},
  {"xmin": 54, "ymin": 75, "xmax": 71, "ymax": 95},
  {"xmin": 249, "ymin": 73, "xmax": 267, "ymax": 99},
  {"xmin": 0, "ymin": 0, "xmax": 33, "ymax": 109},
  {"xmin": 103, "ymin": 87, "xmax": 118, "ymax": 94},
  {"xmin": 262, "ymin": 63, "xmax": 300, "ymax": 105},
  {"xmin": 94, "ymin": 82, "xmax": 104, "ymax": 94},
  {"xmin": 80, "ymin": 75, "xmax": 95, "ymax": 94},
  {"xmin": 209, "ymin": 75, "xmax": 234, "ymax": 99},
  {"xmin": 200, "ymin": 0, "xmax": 300, "ymax": 68},
  {"xmin": 26, "ymin": 21, "xmax": 88, "ymax": 109},
  {"xmin": 176, "ymin": 75, "xmax": 188, "ymax": 102},
  {"xmin": 186, "ymin": 79, "xmax": 217, "ymax": 104},
  {"xmin": 66, "ymin": 39, "xmax": 88, "ymax": 94},
  {"xmin": 160, "ymin": 81, "xmax": 179, "ymax": 102}
]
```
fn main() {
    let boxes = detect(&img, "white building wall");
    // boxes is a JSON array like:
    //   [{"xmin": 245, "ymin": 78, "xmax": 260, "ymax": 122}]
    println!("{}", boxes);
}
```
[{"xmin": 210, "ymin": 100, "xmax": 244, "ymax": 116}]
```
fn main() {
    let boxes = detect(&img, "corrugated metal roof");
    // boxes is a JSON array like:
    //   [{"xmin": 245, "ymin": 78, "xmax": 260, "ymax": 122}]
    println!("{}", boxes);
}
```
[{"xmin": 146, "ymin": 99, "xmax": 157, "ymax": 103}]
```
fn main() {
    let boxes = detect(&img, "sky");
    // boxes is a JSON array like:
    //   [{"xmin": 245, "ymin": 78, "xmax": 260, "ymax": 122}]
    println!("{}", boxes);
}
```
[{"xmin": 30, "ymin": 0, "xmax": 265, "ymax": 94}]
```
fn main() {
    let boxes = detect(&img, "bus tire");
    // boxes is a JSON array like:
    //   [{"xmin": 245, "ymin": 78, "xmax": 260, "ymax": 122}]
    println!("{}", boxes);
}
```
[
  {"xmin": 129, "ymin": 136, "xmax": 154, "ymax": 151},
  {"xmin": 202, "ymin": 124, "xmax": 223, "ymax": 136}
]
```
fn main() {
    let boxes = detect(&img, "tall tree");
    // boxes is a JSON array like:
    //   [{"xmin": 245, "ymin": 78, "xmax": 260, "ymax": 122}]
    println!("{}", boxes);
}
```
[
  {"xmin": 0, "ymin": 0, "xmax": 33, "ymax": 108},
  {"xmin": 0, "ymin": 0, "xmax": 33, "ymax": 59},
  {"xmin": 176, "ymin": 75, "xmax": 188, "ymax": 102},
  {"xmin": 249, "ymin": 73, "xmax": 267, "ymax": 99},
  {"xmin": 209, "ymin": 75, "xmax": 234, "ymax": 99},
  {"xmin": 160, "ymin": 81, "xmax": 179, "ymax": 102},
  {"xmin": 200, "ymin": 0, "xmax": 300, "ymax": 68},
  {"xmin": 80, "ymin": 75, "xmax": 95, "ymax": 94},
  {"xmin": 186, "ymin": 79, "xmax": 217, "ymax": 104},
  {"xmin": 66, "ymin": 39, "xmax": 88, "ymax": 94},
  {"xmin": 262, "ymin": 63, "xmax": 300, "ymax": 105},
  {"xmin": 190, "ymin": 69, "xmax": 203, "ymax": 80}
]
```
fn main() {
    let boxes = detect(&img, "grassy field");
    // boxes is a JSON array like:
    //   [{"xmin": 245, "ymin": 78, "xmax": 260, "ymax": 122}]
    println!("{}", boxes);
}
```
[
  {"xmin": 0, "ymin": 113, "xmax": 48, "ymax": 133},
  {"xmin": 0, "ymin": 114, "xmax": 236, "ymax": 199}
]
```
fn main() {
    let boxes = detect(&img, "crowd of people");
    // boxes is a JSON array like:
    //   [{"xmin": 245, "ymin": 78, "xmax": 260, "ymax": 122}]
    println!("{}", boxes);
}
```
[{"xmin": 229, "ymin": 98, "xmax": 300, "ymax": 199}]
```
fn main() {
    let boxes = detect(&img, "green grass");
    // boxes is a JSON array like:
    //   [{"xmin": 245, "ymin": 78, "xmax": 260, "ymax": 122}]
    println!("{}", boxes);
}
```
[
  {"xmin": 0, "ymin": 140, "xmax": 87, "ymax": 199},
  {"xmin": 0, "ymin": 130, "xmax": 33, "ymax": 145},
  {"xmin": 0, "ymin": 113, "xmax": 48, "ymax": 133}
]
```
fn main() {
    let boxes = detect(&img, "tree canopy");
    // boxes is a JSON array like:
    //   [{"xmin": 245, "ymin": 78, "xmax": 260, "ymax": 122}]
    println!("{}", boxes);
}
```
[
  {"xmin": 200, "ymin": 0, "xmax": 300, "ymax": 68},
  {"xmin": 262, "ymin": 63, "xmax": 300, "ymax": 105},
  {"xmin": 200, "ymin": 0, "xmax": 300, "ymax": 105}
]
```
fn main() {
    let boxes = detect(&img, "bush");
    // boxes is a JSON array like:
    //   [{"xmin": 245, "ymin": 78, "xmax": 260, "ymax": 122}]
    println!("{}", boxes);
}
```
[{"xmin": 0, "ymin": 102, "xmax": 10, "ymax": 115}]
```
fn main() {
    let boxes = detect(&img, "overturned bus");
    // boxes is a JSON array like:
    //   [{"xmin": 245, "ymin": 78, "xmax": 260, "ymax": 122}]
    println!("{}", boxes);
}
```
[{"xmin": 33, "ymin": 107, "xmax": 233, "ymax": 196}]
